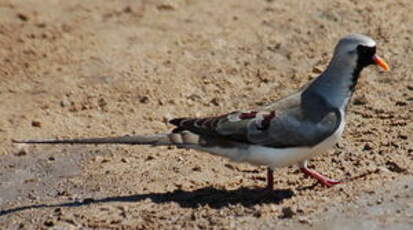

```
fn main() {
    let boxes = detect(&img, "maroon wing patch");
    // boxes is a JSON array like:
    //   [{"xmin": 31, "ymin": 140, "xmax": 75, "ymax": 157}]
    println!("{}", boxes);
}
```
[
  {"xmin": 238, "ymin": 111, "xmax": 258, "ymax": 119},
  {"xmin": 257, "ymin": 111, "xmax": 276, "ymax": 130}
]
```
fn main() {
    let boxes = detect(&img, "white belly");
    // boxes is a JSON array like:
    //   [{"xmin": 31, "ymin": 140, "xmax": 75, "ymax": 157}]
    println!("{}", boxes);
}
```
[{"xmin": 196, "ymin": 120, "xmax": 345, "ymax": 168}]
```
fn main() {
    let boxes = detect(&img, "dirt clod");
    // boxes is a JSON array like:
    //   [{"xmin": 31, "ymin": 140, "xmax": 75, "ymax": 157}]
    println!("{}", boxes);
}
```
[
  {"xmin": 280, "ymin": 207, "xmax": 296, "ymax": 219},
  {"xmin": 16, "ymin": 13, "xmax": 29, "ymax": 21},
  {"xmin": 43, "ymin": 220, "xmax": 54, "ymax": 227},
  {"xmin": 31, "ymin": 120, "xmax": 42, "ymax": 127},
  {"xmin": 385, "ymin": 161, "xmax": 407, "ymax": 174}
]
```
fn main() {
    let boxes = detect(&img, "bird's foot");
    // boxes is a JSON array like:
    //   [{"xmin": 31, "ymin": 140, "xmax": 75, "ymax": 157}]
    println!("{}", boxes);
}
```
[
  {"xmin": 300, "ymin": 167, "xmax": 341, "ymax": 187},
  {"xmin": 250, "ymin": 168, "xmax": 275, "ymax": 202},
  {"xmin": 317, "ymin": 178, "xmax": 341, "ymax": 187}
]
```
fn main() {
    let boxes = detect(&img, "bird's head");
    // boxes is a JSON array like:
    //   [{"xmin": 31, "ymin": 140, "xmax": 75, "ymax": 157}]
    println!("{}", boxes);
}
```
[
  {"xmin": 303, "ymin": 34, "xmax": 390, "ymax": 111},
  {"xmin": 332, "ymin": 33, "xmax": 389, "ymax": 72}
]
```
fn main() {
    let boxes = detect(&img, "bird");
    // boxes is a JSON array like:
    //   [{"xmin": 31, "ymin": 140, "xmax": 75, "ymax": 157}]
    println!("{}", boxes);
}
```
[{"xmin": 13, "ymin": 34, "xmax": 389, "ymax": 190}]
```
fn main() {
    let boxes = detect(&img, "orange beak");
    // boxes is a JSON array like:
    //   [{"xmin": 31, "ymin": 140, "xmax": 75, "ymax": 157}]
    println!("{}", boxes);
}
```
[{"xmin": 372, "ymin": 55, "xmax": 390, "ymax": 71}]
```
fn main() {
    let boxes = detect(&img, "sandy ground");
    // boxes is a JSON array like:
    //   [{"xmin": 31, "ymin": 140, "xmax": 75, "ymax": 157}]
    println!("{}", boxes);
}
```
[{"xmin": 1, "ymin": 0, "xmax": 412, "ymax": 229}]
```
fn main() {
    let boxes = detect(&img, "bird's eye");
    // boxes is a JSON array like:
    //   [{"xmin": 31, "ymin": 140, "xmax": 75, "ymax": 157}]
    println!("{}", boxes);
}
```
[
  {"xmin": 357, "ymin": 45, "xmax": 376, "ymax": 57},
  {"xmin": 357, "ymin": 45, "xmax": 368, "ymax": 54}
]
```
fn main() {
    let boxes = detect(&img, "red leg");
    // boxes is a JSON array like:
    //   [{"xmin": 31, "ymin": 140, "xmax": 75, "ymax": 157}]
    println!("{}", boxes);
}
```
[
  {"xmin": 247, "ymin": 168, "xmax": 275, "ymax": 203},
  {"xmin": 300, "ymin": 167, "xmax": 341, "ymax": 187},
  {"xmin": 266, "ymin": 168, "xmax": 274, "ymax": 190}
]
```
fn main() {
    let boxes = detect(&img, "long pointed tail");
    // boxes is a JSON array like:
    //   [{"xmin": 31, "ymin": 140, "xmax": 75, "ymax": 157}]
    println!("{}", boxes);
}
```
[
  {"xmin": 12, "ymin": 134, "xmax": 174, "ymax": 146},
  {"xmin": 12, "ymin": 132, "xmax": 201, "ymax": 147}
]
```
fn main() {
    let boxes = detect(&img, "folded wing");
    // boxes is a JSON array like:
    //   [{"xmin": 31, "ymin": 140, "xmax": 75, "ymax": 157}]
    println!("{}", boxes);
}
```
[{"xmin": 170, "ymin": 108, "xmax": 340, "ymax": 149}]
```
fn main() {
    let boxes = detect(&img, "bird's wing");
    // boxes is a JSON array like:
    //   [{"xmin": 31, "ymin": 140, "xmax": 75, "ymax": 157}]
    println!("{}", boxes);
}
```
[
  {"xmin": 169, "ymin": 110, "xmax": 261, "ymax": 143},
  {"xmin": 170, "ymin": 107, "xmax": 341, "ymax": 148}
]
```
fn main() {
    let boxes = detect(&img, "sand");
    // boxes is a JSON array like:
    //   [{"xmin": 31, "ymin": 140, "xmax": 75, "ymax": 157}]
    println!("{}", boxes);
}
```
[{"xmin": 0, "ymin": 0, "xmax": 412, "ymax": 229}]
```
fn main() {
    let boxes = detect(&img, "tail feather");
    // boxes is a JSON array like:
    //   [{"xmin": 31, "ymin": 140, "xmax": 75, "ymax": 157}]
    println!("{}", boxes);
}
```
[
  {"xmin": 12, "ymin": 131, "xmax": 202, "ymax": 147},
  {"xmin": 12, "ymin": 134, "xmax": 173, "ymax": 146},
  {"xmin": 12, "ymin": 133, "xmax": 252, "ymax": 164}
]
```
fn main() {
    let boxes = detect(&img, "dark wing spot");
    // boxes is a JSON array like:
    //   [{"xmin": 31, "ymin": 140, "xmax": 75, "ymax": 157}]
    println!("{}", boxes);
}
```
[
  {"xmin": 195, "ymin": 118, "xmax": 208, "ymax": 127},
  {"xmin": 169, "ymin": 118, "xmax": 184, "ymax": 126},
  {"xmin": 257, "ymin": 111, "xmax": 276, "ymax": 131},
  {"xmin": 203, "ymin": 117, "xmax": 219, "ymax": 129},
  {"xmin": 169, "ymin": 115, "xmax": 225, "ymax": 136},
  {"xmin": 211, "ymin": 117, "xmax": 220, "ymax": 128}
]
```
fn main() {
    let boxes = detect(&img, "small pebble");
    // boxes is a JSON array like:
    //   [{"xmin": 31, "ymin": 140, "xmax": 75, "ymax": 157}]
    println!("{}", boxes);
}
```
[
  {"xmin": 157, "ymin": 4, "xmax": 175, "ymax": 11},
  {"xmin": 363, "ymin": 143, "xmax": 373, "ymax": 151},
  {"xmin": 121, "ymin": 158, "xmax": 129, "ymax": 163},
  {"xmin": 15, "ymin": 146, "xmax": 28, "ymax": 156},
  {"xmin": 279, "ymin": 207, "xmax": 295, "ymax": 219},
  {"xmin": 139, "ymin": 96, "xmax": 149, "ymax": 104},
  {"xmin": 17, "ymin": 13, "xmax": 29, "ymax": 21},
  {"xmin": 376, "ymin": 198, "xmax": 383, "ymax": 205},
  {"xmin": 192, "ymin": 166, "xmax": 201, "ymax": 171},
  {"xmin": 31, "ymin": 120, "xmax": 42, "ymax": 127},
  {"xmin": 43, "ymin": 220, "xmax": 54, "ymax": 227},
  {"xmin": 298, "ymin": 216, "xmax": 312, "ymax": 225},
  {"xmin": 312, "ymin": 66, "xmax": 323, "ymax": 74},
  {"xmin": 101, "ymin": 158, "xmax": 110, "ymax": 163},
  {"xmin": 60, "ymin": 98, "xmax": 70, "ymax": 107},
  {"xmin": 353, "ymin": 96, "xmax": 368, "ymax": 105}
]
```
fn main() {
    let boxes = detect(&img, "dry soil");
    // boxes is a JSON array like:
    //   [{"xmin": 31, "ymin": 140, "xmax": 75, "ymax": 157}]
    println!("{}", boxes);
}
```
[{"xmin": 0, "ymin": 0, "xmax": 412, "ymax": 229}]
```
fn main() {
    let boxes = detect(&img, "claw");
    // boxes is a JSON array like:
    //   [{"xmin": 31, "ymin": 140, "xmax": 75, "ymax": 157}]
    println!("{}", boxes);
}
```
[
  {"xmin": 300, "ymin": 167, "xmax": 341, "ymax": 187},
  {"xmin": 319, "ymin": 178, "xmax": 341, "ymax": 187}
]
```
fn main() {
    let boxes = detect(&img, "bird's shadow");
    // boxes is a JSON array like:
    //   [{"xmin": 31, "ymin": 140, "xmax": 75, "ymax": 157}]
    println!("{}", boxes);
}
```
[{"xmin": 0, "ymin": 186, "xmax": 294, "ymax": 216}]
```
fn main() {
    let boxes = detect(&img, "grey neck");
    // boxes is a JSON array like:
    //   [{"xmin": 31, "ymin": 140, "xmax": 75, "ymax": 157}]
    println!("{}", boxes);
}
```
[{"xmin": 301, "ymin": 56, "xmax": 360, "ymax": 120}]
